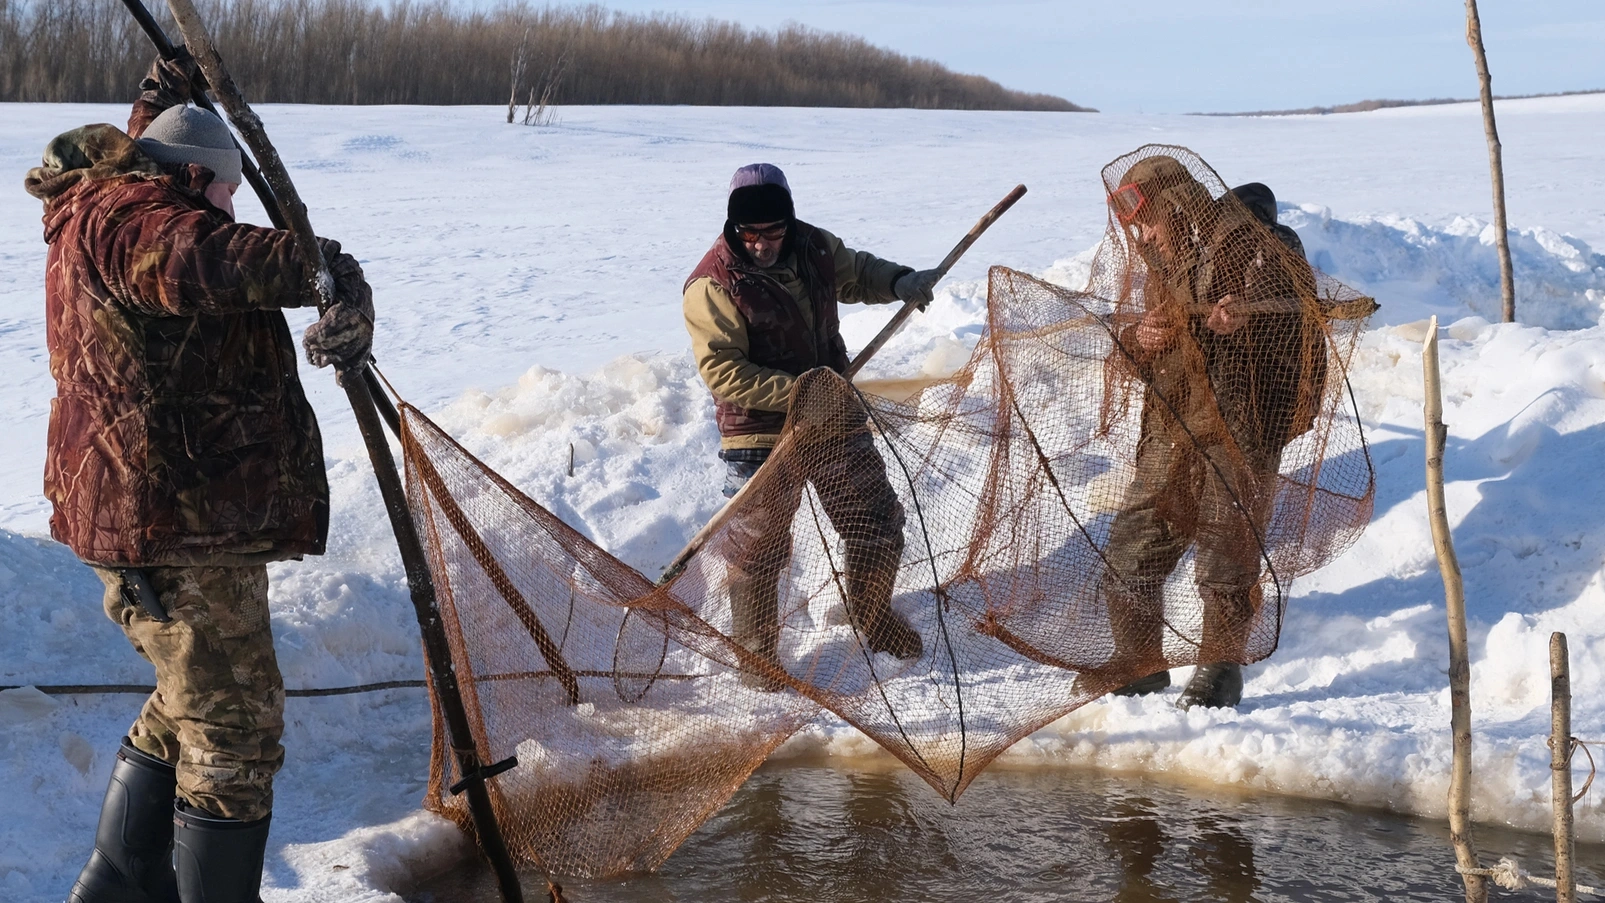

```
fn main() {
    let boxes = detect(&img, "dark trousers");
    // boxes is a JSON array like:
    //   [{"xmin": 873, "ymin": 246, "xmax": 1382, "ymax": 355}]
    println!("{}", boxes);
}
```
[
  {"xmin": 1100, "ymin": 434, "xmax": 1279, "ymax": 671},
  {"xmin": 718, "ymin": 431, "xmax": 907, "ymax": 656}
]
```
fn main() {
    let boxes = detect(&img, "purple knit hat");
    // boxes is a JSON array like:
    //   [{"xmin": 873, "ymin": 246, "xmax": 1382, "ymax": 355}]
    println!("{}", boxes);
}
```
[{"xmin": 727, "ymin": 163, "xmax": 794, "ymax": 224}]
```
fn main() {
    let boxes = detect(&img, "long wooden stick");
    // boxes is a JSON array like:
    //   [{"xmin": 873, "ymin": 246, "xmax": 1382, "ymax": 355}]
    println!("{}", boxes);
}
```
[
  {"xmin": 658, "ymin": 184, "xmax": 1026, "ymax": 585},
  {"xmin": 844, "ymin": 183, "xmax": 1026, "ymax": 379},
  {"xmin": 1552, "ymin": 631, "xmax": 1577, "ymax": 903},
  {"xmin": 1465, "ymin": 0, "xmax": 1516, "ymax": 323},
  {"xmin": 1423, "ymin": 316, "xmax": 1487, "ymax": 903},
  {"xmin": 159, "ymin": 3, "xmax": 524, "ymax": 899}
]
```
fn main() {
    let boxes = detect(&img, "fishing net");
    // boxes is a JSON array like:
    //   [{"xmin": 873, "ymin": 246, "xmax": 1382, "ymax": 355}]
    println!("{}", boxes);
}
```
[{"xmin": 401, "ymin": 144, "xmax": 1376, "ymax": 880}]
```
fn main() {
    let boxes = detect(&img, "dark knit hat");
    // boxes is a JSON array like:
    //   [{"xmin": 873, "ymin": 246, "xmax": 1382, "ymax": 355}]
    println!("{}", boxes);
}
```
[
  {"xmin": 1228, "ymin": 182, "xmax": 1278, "ymax": 227},
  {"xmin": 727, "ymin": 163, "xmax": 794, "ymax": 225}
]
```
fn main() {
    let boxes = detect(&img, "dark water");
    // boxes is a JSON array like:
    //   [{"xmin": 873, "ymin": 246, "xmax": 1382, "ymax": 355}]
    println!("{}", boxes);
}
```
[{"xmin": 408, "ymin": 761, "xmax": 1604, "ymax": 902}]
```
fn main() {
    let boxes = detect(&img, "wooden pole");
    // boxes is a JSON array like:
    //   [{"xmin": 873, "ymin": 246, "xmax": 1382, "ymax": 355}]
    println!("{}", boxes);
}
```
[
  {"xmin": 121, "ymin": 0, "xmax": 405, "ymax": 438},
  {"xmin": 1423, "ymin": 316, "xmax": 1487, "ymax": 903},
  {"xmin": 658, "ymin": 184, "xmax": 1026, "ymax": 585},
  {"xmin": 844, "ymin": 184, "xmax": 1026, "ymax": 379},
  {"xmin": 1464, "ymin": 0, "xmax": 1516, "ymax": 323},
  {"xmin": 1551, "ymin": 632, "xmax": 1577, "ymax": 903},
  {"xmin": 159, "ymin": 2, "xmax": 524, "ymax": 899}
]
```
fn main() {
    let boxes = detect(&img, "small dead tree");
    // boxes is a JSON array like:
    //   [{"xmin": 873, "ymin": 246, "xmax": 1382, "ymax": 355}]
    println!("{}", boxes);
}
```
[
  {"xmin": 1464, "ymin": 0, "xmax": 1515, "ymax": 323},
  {"xmin": 507, "ymin": 24, "xmax": 529, "ymax": 123},
  {"xmin": 522, "ymin": 41, "xmax": 572, "ymax": 127}
]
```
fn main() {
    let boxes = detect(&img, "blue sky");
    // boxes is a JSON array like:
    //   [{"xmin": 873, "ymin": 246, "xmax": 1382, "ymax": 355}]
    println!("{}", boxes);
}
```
[{"xmin": 487, "ymin": 0, "xmax": 1605, "ymax": 113}]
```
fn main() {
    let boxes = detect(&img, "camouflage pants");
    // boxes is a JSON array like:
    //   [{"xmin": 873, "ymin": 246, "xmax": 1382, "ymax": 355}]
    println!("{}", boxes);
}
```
[
  {"xmin": 721, "ymin": 430, "xmax": 907, "ymax": 656},
  {"xmin": 1100, "ymin": 435, "xmax": 1280, "ymax": 669},
  {"xmin": 96, "ymin": 565, "xmax": 284, "ymax": 821}
]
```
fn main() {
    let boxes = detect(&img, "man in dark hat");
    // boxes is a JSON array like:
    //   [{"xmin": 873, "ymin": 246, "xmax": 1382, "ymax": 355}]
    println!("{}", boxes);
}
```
[
  {"xmin": 28, "ymin": 50, "xmax": 371, "ymax": 902},
  {"xmin": 682, "ymin": 163, "xmax": 941, "ymax": 682}
]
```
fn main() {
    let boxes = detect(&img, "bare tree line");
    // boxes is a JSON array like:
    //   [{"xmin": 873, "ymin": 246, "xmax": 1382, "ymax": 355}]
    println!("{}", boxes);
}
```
[{"xmin": 0, "ymin": 0, "xmax": 1089, "ymax": 111}]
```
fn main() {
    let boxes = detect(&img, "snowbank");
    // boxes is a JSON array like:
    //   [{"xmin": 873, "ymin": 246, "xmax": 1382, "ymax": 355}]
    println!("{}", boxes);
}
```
[
  {"xmin": 1287, "ymin": 205, "xmax": 1605, "ymax": 330},
  {"xmin": 4, "ymin": 98, "xmax": 1605, "ymax": 899}
]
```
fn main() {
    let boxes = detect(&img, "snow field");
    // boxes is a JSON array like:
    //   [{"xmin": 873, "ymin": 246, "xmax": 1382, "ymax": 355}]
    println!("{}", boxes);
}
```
[{"xmin": 3, "ymin": 97, "xmax": 1605, "ymax": 899}]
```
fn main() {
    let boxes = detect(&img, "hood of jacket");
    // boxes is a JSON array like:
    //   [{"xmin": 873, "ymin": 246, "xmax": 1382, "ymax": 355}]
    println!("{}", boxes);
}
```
[{"xmin": 27, "ymin": 123, "xmax": 220, "ymax": 243}]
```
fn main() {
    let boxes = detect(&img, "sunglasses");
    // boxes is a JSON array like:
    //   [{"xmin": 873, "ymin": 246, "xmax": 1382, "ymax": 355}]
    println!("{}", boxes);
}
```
[
  {"xmin": 1108, "ymin": 183, "xmax": 1147, "ymax": 224},
  {"xmin": 736, "ymin": 223, "xmax": 789, "ymax": 243}
]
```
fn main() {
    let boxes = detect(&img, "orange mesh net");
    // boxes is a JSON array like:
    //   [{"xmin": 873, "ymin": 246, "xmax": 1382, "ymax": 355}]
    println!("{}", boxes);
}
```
[{"xmin": 402, "ymin": 144, "xmax": 1375, "ymax": 881}]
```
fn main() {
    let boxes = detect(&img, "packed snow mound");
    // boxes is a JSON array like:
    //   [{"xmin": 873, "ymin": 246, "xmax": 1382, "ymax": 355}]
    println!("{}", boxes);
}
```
[
  {"xmin": 427, "ymin": 354, "xmax": 725, "ymax": 573},
  {"xmin": 945, "ymin": 205, "xmax": 1605, "ymax": 335},
  {"xmin": 1283, "ymin": 204, "xmax": 1605, "ymax": 330},
  {"xmin": 0, "ymin": 529, "xmax": 150, "ymax": 688}
]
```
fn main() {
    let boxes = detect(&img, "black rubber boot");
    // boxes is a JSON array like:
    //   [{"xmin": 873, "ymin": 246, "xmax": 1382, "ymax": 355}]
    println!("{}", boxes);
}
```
[
  {"xmin": 845, "ymin": 547, "xmax": 923, "ymax": 661},
  {"xmin": 1112, "ymin": 669, "xmax": 1172, "ymax": 697},
  {"xmin": 1177, "ymin": 662, "xmax": 1244, "ymax": 710},
  {"xmin": 172, "ymin": 802, "xmax": 270, "ymax": 903},
  {"xmin": 69, "ymin": 738, "xmax": 180, "ymax": 903},
  {"xmin": 862, "ymin": 610, "xmax": 923, "ymax": 660}
]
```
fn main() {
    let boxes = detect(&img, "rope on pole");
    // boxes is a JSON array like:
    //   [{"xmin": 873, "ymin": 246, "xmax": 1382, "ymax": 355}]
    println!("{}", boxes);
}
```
[{"xmin": 1457, "ymin": 860, "xmax": 1602, "ymax": 896}]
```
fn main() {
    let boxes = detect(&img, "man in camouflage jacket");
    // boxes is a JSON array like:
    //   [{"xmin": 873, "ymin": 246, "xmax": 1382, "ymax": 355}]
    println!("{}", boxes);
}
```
[
  {"xmin": 26, "ymin": 51, "xmax": 373, "ymax": 903},
  {"xmin": 683, "ymin": 163, "xmax": 941, "ymax": 685}
]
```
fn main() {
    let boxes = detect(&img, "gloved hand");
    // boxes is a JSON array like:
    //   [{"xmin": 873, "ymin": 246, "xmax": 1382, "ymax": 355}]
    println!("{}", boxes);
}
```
[
  {"xmin": 893, "ymin": 268, "xmax": 942, "ymax": 311},
  {"xmin": 303, "ymin": 238, "xmax": 375, "ymax": 371},
  {"xmin": 139, "ymin": 46, "xmax": 208, "ymax": 111}
]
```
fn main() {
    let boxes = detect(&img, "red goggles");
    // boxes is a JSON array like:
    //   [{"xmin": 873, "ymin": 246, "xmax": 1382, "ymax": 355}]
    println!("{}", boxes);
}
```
[
  {"xmin": 1108, "ymin": 183, "xmax": 1147, "ymax": 224},
  {"xmin": 735, "ymin": 223, "xmax": 789, "ymax": 243}
]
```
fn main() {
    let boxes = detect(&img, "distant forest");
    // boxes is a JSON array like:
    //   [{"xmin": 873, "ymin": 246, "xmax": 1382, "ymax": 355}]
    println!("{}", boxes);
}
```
[{"xmin": 0, "ymin": 0, "xmax": 1090, "ymax": 111}]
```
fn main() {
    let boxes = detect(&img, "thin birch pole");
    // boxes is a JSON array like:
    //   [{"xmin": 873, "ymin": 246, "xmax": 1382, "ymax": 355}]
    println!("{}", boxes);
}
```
[
  {"xmin": 1424, "ymin": 316, "xmax": 1487, "ymax": 903},
  {"xmin": 844, "ymin": 184, "xmax": 1027, "ymax": 379},
  {"xmin": 1551, "ymin": 632, "xmax": 1576, "ymax": 903},
  {"xmin": 1464, "ymin": 0, "xmax": 1516, "ymax": 323}
]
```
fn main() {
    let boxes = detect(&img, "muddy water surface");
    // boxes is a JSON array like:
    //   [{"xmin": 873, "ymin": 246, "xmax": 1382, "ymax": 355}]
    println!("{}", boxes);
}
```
[{"xmin": 407, "ymin": 761, "xmax": 1603, "ymax": 902}]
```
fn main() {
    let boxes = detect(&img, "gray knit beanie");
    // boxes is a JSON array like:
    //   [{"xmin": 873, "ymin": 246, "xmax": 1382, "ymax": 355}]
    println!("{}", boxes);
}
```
[{"xmin": 136, "ymin": 105, "xmax": 242, "ymax": 184}]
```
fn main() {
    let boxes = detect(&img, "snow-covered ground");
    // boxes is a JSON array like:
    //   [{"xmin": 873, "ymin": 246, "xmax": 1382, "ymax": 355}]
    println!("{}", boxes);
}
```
[{"xmin": 2, "ymin": 97, "xmax": 1604, "ymax": 900}]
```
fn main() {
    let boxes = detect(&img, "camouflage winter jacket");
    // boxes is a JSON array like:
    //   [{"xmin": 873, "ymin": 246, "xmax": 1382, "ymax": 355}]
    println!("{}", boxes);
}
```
[{"xmin": 24, "ymin": 121, "xmax": 329, "ymax": 567}]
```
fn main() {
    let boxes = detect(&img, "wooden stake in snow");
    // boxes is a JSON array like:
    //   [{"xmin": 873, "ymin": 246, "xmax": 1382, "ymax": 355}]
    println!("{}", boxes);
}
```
[
  {"xmin": 1423, "ymin": 316, "xmax": 1487, "ymax": 903},
  {"xmin": 1464, "ymin": 0, "xmax": 1516, "ymax": 323},
  {"xmin": 1552, "ymin": 631, "xmax": 1577, "ymax": 903}
]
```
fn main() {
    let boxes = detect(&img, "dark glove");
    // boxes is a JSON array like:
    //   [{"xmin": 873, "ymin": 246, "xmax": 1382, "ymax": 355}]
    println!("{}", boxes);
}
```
[
  {"xmin": 893, "ymin": 268, "xmax": 942, "ymax": 311},
  {"xmin": 138, "ymin": 47, "xmax": 208, "ymax": 111},
  {"xmin": 303, "ymin": 238, "xmax": 375, "ymax": 371}
]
